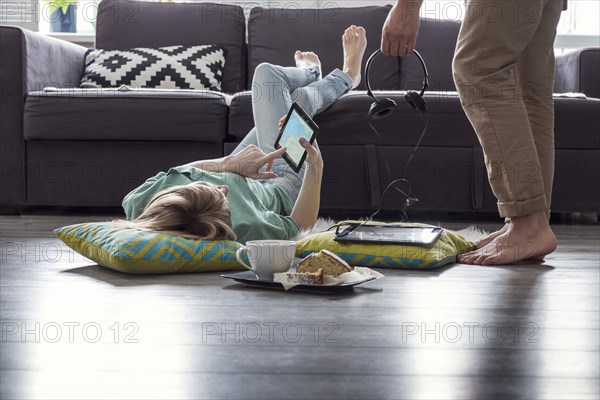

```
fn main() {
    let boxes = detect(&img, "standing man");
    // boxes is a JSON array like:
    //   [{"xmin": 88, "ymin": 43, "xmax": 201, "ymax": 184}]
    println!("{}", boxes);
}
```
[{"xmin": 382, "ymin": 0, "xmax": 565, "ymax": 265}]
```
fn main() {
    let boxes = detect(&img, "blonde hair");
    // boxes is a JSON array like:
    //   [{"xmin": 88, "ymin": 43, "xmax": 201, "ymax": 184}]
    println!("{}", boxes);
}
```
[{"xmin": 120, "ymin": 182, "xmax": 236, "ymax": 240}]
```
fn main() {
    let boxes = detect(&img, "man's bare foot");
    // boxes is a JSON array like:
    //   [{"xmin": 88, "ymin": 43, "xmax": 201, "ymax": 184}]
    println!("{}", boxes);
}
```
[
  {"xmin": 342, "ymin": 25, "xmax": 368, "ymax": 89},
  {"xmin": 295, "ymin": 51, "xmax": 322, "ymax": 79},
  {"xmin": 476, "ymin": 223, "xmax": 508, "ymax": 249},
  {"xmin": 458, "ymin": 211, "xmax": 557, "ymax": 265}
]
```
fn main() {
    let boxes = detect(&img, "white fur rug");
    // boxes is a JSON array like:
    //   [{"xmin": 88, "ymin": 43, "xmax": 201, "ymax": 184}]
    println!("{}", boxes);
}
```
[{"xmin": 292, "ymin": 218, "xmax": 488, "ymax": 243}]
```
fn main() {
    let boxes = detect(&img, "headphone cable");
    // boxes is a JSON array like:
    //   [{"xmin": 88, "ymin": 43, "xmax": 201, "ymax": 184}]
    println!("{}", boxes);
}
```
[
  {"xmin": 366, "ymin": 112, "xmax": 430, "ymax": 222},
  {"xmin": 406, "ymin": 113, "xmax": 429, "ymax": 169}
]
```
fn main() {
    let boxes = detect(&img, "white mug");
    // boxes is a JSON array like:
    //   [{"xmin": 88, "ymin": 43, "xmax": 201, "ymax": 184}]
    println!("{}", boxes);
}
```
[{"xmin": 235, "ymin": 240, "xmax": 296, "ymax": 280}]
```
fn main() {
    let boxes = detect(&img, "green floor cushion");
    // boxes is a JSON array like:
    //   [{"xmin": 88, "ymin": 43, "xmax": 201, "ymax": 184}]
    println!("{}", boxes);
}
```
[
  {"xmin": 296, "ymin": 221, "xmax": 475, "ymax": 270},
  {"xmin": 55, "ymin": 222, "xmax": 247, "ymax": 274}
]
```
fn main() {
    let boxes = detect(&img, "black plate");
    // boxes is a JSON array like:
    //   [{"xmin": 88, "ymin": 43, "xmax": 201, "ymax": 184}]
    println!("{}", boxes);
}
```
[{"xmin": 221, "ymin": 270, "xmax": 378, "ymax": 293}]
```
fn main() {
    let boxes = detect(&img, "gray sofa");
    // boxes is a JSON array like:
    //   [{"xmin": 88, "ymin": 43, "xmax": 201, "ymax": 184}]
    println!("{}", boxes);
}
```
[{"xmin": 1, "ymin": 0, "xmax": 599, "ymax": 215}]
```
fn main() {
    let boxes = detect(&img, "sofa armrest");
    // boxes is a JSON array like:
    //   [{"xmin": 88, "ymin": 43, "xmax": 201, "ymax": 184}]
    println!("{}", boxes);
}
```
[
  {"xmin": 0, "ymin": 26, "xmax": 86, "ymax": 207},
  {"xmin": 7, "ymin": 26, "xmax": 87, "ymax": 93},
  {"xmin": 554, "ymin": 47, "xmax": 600, "ymax": 98}
]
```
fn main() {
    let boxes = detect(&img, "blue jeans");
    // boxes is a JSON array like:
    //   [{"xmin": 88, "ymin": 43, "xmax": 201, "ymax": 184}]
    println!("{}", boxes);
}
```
[{"xmin": 232, "ymin": 63, "xmax": 353, "ymax": 203}]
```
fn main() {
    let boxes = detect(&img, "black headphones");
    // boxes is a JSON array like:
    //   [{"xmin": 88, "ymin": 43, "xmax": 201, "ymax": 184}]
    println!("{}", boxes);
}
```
[{"xmin": 365, "ymin": 49, "xmax": 429, "ymax": 118}]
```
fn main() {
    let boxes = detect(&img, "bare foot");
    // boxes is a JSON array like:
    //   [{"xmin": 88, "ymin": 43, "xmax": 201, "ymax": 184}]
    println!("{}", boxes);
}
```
[
  {"xmin": 458, "ymin": 211, "xmax": 557, "ymax": 265},
  {"xmin": 476, "ymin": 223, "xmax": 508, "ymax": 249},
  {"xmin": 342, "ymin": 25, "xmax": 368, "ymax": 89},
  {"xmin": 295, "ymin": 51, "xmax": 322, "ymax": 79}
]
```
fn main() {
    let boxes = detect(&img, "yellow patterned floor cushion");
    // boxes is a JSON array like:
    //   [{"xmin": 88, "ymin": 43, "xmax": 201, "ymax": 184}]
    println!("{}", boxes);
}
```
[
  {"xmin": 55, "ymin": 222, "xmax": 247, "ymax": 274},
  {"xmin": 295, "ymin": 221, "xmax": 475, "ymax": 270}
]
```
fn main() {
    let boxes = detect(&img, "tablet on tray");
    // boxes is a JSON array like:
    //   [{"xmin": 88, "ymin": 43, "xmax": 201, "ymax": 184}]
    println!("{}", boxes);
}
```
[
  {"xmin": 274, "ymin": 102, "xmax": 319, "ymax": 173},
  {"xmin": 334, "ymin": 224, "xmax": 443, "ymax": 247}
]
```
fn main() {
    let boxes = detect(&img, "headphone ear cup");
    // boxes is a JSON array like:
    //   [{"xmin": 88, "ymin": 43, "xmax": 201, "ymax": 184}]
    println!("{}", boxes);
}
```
[
  {"xmin": 369, "ymin": 98, "xmax": 398, "ymax": 119},
  {"xmin": 404, "ymin": 91, "xmax": 428, "ymax": 113}
]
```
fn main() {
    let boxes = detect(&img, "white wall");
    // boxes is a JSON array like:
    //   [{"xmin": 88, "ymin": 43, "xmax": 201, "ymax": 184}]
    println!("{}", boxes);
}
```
[{"xmin": 0, "ymin": 0, "xmax": 38, "ymax": 30}]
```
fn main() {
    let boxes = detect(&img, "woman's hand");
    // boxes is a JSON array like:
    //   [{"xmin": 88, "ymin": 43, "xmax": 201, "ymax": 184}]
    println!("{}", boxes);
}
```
[
  {"xmin": 299, "ymin": 137, "xmax": 323, "ymax": 171},
  {"xmin": 381, "ymin": 1, "xmax": 422, "ymax": 57},
  {"xmin": 278, "ymin": 115, "xmax": 287, "ymax": 130},
  {"xmin": 223, "ymin": 145, "xmax": 286, "ymax": 179}
]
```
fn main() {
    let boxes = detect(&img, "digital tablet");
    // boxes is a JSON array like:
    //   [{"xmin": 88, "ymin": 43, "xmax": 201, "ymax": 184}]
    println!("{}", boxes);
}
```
[
  {"xmin": 274, "ymin": 102, "xmax": 319, "ymax": 173},
  {"xmin": 334, "ymin": 224, "xmax": 444, "ymax": 247}
]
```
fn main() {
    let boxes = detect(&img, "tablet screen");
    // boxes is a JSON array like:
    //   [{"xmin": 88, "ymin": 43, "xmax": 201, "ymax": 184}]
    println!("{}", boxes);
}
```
[{"xmin": 278, "ymin": 108, "xmax": 315, "ymax": 166}]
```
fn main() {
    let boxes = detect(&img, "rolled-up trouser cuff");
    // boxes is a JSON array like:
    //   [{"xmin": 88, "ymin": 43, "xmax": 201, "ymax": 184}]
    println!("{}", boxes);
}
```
[{"xmin": 497, "ymin": 194, "xmax": 548, "ymax": 219}]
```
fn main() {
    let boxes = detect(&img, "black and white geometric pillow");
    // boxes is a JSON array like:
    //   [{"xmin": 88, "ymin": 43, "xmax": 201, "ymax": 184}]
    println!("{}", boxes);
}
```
[{"xmin": 80, "ymin": 44, "xmax": 226, "ymax": 91}]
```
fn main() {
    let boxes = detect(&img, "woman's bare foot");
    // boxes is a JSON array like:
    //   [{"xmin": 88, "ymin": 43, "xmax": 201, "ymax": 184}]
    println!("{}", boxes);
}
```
[
  {"xmin": 295, "ymin": 51, "xmax": 322, "ymax": 79},
  {"xmin": 342, "ymin": 25, "xmax": 368, "ymax": 89},
  {"xmin": 458, "ymin": 211, "xmax": 557, "ymax": 265}
]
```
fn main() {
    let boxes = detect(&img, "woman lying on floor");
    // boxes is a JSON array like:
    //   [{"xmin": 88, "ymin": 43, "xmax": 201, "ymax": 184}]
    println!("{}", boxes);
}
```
[{"xmin": 121, "ymin": 26, "xmax": 368, "ymax": 243}]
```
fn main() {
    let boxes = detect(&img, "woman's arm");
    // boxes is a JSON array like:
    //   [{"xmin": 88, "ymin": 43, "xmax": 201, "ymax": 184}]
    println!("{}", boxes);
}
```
[
  {"xmin": 290, "ymin": 138, "xmax": 324, "ymax": 230},
  {"xmin": 184, "ymin": 157, "xmax": 228, "ymax": 173},
  {"xmin": 185, "ymin": 145, "xmax": 286, "ymax": 179}
]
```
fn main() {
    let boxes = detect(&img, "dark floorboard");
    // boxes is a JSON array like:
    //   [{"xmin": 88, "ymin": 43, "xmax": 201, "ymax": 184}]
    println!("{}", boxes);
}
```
[{"xmin": 1, "ymin": 215, "xmax": 598, "ymax": 399}]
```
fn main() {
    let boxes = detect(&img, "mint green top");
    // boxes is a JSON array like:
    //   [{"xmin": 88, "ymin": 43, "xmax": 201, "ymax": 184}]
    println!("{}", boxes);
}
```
[{"xmin": 122, "ymin": 166, "xmax": 299, "ymax": 243}]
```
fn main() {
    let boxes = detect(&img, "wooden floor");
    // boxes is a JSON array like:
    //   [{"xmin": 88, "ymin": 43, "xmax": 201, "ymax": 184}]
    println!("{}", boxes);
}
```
[{"xmin": 1, "ymin": 214, "xmax": 598, "ymax": 400}]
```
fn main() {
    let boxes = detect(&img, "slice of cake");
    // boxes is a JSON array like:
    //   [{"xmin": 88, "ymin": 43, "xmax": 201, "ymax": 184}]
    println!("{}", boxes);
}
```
[
  {"xmin": 273, "ymin": 268, "xmax": 324, "ymax": 285},
  {"xmin": 296, "ymin": 250, "xmax": 353, "ymax": 277}
]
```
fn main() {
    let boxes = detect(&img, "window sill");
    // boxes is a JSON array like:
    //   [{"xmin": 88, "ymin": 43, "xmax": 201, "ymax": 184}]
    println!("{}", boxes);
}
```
[
  {"xmin": 555, "ymin": 34, "xmax": 600, "ymax": 50},
  {"xmin": 43, "ymin": 32, "xmax": 95, "ymax": 45}
]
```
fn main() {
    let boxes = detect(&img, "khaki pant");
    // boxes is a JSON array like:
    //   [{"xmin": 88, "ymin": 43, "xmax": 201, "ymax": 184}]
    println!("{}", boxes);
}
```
[{"xmin": 453, "ymin": 0, "xmax": 564, "ymax": 218}]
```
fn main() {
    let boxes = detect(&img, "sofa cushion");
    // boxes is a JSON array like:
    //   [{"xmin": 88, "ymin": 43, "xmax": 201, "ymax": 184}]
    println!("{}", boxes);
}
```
[
  {"xmin": 95, "ymin": 0, "xmax": 246, "ymax": 93},
  {"xmin": 228, "ymin": 91, "xmax": 476, "ymax": 147},
  {"xmin": 229, "ymin": 91, "xmax": 600, "ymax": 149},
  {"xmin": 80, "ymin": 44, "xmax": 226, "ymax": 91},
  {"xmin": 247, "ymin": 5, "xmax": 398, "ymax": 91},
  {"xmin": 399, "ymin": 19, "xmax": 461, "ymax": 92},
  {"xmin": 313, "ymin": 92, "xmax": 477, "ymax": 147},
  {"xmin": 24, "ymin": 88, "xmax": 228, "ymax": 142},
  {"xmin": 555, "ymin": 48, "xmax": 600, "ymax": 98}
]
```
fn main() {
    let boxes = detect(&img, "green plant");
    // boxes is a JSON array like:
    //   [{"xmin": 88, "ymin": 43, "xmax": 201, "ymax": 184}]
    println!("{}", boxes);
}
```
[{"xmin": 44, "ymin": 0, "xmax": 78, "ymax": 16}]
